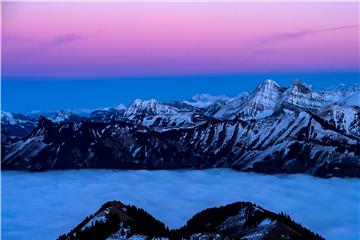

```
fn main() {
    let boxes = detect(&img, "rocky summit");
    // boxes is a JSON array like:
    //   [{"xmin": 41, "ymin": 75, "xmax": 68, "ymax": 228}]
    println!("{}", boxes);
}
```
[{"xmin": 58, "ymin": 200, "xmax": 324, "ymax": 240}]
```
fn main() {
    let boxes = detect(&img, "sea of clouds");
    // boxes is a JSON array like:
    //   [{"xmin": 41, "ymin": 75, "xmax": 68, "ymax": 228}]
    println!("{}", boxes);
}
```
[{"xmin": 1, "ymin": 169, "xmax": 359, "ymax": 240}]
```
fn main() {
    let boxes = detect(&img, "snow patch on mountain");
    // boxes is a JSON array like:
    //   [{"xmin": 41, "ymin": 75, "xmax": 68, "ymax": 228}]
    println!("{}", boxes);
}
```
[{"xmin": 48, "ymin": 110, "xmax": 80, "ymax": 123}]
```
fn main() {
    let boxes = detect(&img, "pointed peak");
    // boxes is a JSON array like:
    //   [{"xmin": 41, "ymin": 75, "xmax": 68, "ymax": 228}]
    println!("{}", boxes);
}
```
[
  {"xmin": 289, "ymin": 79, "xmax": 310, "ymax": 94},
  {"xmin": 98, "ymin": 200, "xmax": 126, "ymax": 212},
  {"xmin": 257, "ymin": 79, "xmax": 281, "ymax": 90},
  {"xmin": 254, "ymin": 79, "xmax": 282, "ymax": 94},
  {"xmin": 264, "ymin": 79, "xmax": 278, "ymax": 85}
]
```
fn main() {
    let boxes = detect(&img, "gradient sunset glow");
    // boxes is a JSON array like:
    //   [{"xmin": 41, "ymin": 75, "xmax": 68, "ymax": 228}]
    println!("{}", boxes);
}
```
[
  {"xmin": 1, "ymin": 2, "xmax": 359, "ymax": 112},
  {"xmin": 3, "ymin": 2, "xmax": 359, "ymax": 76}
]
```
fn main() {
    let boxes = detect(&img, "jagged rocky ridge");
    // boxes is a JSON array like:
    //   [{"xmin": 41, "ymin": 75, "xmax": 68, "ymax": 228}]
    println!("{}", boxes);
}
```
[
  {"xmin": 2, "ymin": 80, "xmax": 359, "ymax": 177},
  {"xmin": 58, "ymin": 200, "xmax": 324, "ymax": 240}
]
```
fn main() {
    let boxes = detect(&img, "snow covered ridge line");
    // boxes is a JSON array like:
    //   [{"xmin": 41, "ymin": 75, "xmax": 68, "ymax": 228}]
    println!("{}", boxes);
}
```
[
  {"xmin": 1, "ymin": 79, "xmax": 359, "ymax": 135},
  {"xmin": 1, "ymin": 79, "xmax": 359, "ymax": 177},
  {"xmin": 2, "ymin": 79, "xmax": 359, "ymax": 123},
  {"xmin": 58, "ymin": 200, "xmax": 324, "ymax": 240}
]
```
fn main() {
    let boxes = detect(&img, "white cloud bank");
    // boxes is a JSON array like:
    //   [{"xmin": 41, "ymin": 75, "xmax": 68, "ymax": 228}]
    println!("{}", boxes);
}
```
[{"xmin": 1, "ymin": 169, "xmax": 359, "ymax": 240}]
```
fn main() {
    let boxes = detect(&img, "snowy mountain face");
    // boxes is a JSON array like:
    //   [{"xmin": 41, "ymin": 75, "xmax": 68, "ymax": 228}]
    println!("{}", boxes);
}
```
[
  {"xmin": 225, "ymin": 79, "xmax": 284, "ymax": 119},
  {"xmin": 125, "ymin": 99, "xmax": 178, "ymax": 119},
  {"xmin": 90, "ymin": 109, "xmax": 125, "ymax": 122},
  {"xmin": 282, "ymin": 80, "xmax": 337, "ymax": 110},
  {"xmin": 212, "ymin": 95, "xmax": 248, "ymax": 120},
  {"xmin": 241, "ymin": 80, "xmax": 284, "ymax": 114},
  {"xmin": 319, "ymin": 105, "xmax": 360, "ymax": 138},
  {"xmin": 201, "ymin": 99, "xmax": 230, "ymax": 116},
  {"xmin": 58, "ymin": 200, "xmax": 324, "ymax": 240},
  {"xmin": 2, "ymin": 79, "xmax": 359, "ymax": 177},
  {"xmin": 344, "ymin": 92, "xmax": 360, "ymax": 106},
  {"xmin": 212, "ymin": 79, "xmax": 355, "ymax": 120}
]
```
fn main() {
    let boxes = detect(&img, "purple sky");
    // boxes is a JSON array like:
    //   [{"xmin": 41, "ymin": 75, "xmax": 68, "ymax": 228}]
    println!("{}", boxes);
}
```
[{"xmin": 2, "ymin": 2, "xmax": 359, "ymax": 76}]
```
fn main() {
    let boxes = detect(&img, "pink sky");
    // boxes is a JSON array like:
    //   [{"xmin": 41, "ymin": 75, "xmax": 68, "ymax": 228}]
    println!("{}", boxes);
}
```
[{"xmin": 2, "ymin": 2, "xmax": 359, "ymax": 76}]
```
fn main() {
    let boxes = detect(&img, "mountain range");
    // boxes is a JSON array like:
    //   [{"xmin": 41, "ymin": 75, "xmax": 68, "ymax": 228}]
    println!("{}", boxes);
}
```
[
  {"xmin": 58, "ymin": 200, "xmax": 324, "ymax": 240},
  {"xmin": 2, "ymin": 79, "xmax": 359, "ymax": 177}
]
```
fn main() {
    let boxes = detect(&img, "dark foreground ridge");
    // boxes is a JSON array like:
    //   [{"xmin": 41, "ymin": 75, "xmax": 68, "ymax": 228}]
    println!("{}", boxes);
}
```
[
  {"xmin": 2, "ymin": 79, "xmax": 360, "ymax": 177},
  {"xmin": 58, "ymin": 200, "xmax": 324, "ymax": 240}
]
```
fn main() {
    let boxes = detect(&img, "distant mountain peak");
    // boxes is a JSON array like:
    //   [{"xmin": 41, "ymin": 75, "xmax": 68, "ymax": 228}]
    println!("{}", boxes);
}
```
[
  {"xmin": 125, "ymin": 99, "xmax": 178, "ymax": 119},
  {"xmin": 114, "ymin": 103, "xmax": 126, "ymax": 110},
  {"xmin": 1, "ymin": 111, "xmax": 13, "ymax": 120},
  {"xmin": 282, "ymin": 79, "xmax": 337, "ymax": 110},
  {"xmin": 132, "ymin": 98, "xmax": 157, "ymax": 105},
  {"xmin": 49, "ymin": 110, "xmax": 80, "ymax": 123},
  {"xmin": 184, "ymin": 94, "xmax": 234, "ymax": 108}
]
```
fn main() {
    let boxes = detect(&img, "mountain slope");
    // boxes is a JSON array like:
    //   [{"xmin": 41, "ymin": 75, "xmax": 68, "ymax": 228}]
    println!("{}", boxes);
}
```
[
  {"xmin": 123, "ymin": 99, "xmax": 203, "ymax": 128},
  {"xmin": 1, "ymin": 111, "xmax": 38, "ymax": 145},
  {"xmin": 230, "ymin": 79, "xmax": 284, "ymax": 119},
  {"xmin": 2, "ymin": 79, "xmax": 359, "ymax": 177},
  {"xmin": 58, "ymin": 201, "xmax": 169, "ymax": 240},
  {"xmin": 2, "ymin": 111, "xmax": 359, "ymax": 177}
]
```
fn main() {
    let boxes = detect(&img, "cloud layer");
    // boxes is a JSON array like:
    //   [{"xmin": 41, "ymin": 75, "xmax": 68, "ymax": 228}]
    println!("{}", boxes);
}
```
[{"xmin": 2, "ymin": 169, "xmax": 359, "ymax": 240}]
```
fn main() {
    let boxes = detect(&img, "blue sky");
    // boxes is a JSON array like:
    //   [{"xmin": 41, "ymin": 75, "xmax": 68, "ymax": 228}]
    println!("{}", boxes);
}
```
[{"xmin": 2, "ymin": 72, "xmax": 359, "ymax": 113}]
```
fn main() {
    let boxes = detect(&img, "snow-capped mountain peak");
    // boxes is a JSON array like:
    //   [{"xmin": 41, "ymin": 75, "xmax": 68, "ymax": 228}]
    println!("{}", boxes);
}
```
[
  {"xmin": 214, "ymin": 79, "xmax": 284, "ymax": 119},
  {"xmin": 257, "ymin": 79, "xmax": 281, "ymax": 90},
  {"xmin": 282, "ymin": 80, "xmax": 335, "ymax": 110},
  {"xmin": 250, "ymin": 79, "xmax": 284, "ymax": 105},
  {"xmin": 236, "ymin": 79, "xmax": 284, "ymax": 118},
  {"xmin": 214, "ymin": 79, "xmax": 284, "ymax": 120}
]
